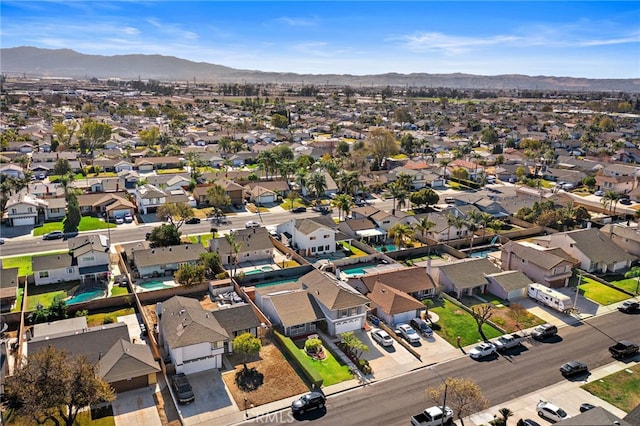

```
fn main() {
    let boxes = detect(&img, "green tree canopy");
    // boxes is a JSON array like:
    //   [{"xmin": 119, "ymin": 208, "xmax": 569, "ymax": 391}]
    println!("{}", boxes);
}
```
[
  {"xmin": 149, "ymin": 223, "xmax": 181, "ymax": 247},
  {"xmin": 232, "ymin": 332, "xmax": 262, "ymax": 370},
  {"xmin": 63, "ymin": 192, "xmax": 81, "ymax": 233}
]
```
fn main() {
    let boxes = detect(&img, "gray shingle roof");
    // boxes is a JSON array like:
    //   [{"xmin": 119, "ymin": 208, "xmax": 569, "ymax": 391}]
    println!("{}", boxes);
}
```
[
  {"xmin": 486, "ymin": 270, "xmax": 533, "ymax": 291},
  {"xmin": 300, "ymin": 269, "xmax": 369, "ymax": 311},
  {"xmin": 98, "ymin": 339, "xmax": 159, "ymax": 383},
  {"xmin": 32, "ymin": 253, "xmax": 73, "ymax": 271},
  {"xmin": 563, "ymin": 229, "xmax": 636, "ymax": 264},
  {"xmin": 269, "ymin": 291, "xmax": 324, "ymax": 327},
  {"xmin": 437, "ymin": 258, "xmax": 501, "ymax": 289},
  {"xmin": 160, "ymin": 296, "xmax": 229, "ymax": 349},
  {"xmin": 211, "ymin": 304, "xmax": 262, "ymax": 334},
  {"xmin": 133, "ymin": 244, "xmax": 206, "ymax": 268}
]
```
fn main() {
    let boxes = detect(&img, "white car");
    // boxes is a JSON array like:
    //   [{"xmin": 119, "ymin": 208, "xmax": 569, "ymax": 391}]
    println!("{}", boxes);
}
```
[
  {"xmin": 397, "ymin": 323, "xmax": 420, "ymax": 344},
  {"xmin": 536, "ymin": 400, "xmax": 571, "ymax": 422},
  {"xmin": 469, "ymin": 342, "xmax": 497, "ymax": 359},
  {"xmin": 245, "ymin": 220, "xmax": 260, "ymax": 228},
  {"xmin": 371, "ymin": 328, "xmax": 394, "ymax": 347}
]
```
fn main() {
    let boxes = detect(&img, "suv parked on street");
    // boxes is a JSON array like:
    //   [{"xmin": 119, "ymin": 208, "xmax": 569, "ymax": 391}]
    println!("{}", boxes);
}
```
[
  {"xmin": 291, "ymin": 391, "xmax": 326, "ymax": 415},
  {"xmin": 171, "ymin": 373, "xmax": 195, "ymax": 404},
  {"xmin": 531, "ymin": 323, "xmax": 558, "ymax": 340},
  {"xmin": 43, "ymin": 231, "xmax": 64, "ymax": 240},
  {"xmin": 618, "ymin": 300, "xmax": 639, "ymax": 313}
]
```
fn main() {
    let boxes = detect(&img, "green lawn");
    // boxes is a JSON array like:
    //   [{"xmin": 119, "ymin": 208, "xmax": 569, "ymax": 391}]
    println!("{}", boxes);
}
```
[
  {"xmin": 4, "ymin": 406, "xmax": 115, "ymax": 426},
  {"xmin": 579, "ymin": 278, "xmax": 630, "ymax": 305},
  {"xmin": 430, "ymin": 299, "xmax": 502, "ymax": 346},
  {"xmin": 298, "ymin": 348, "xmax": 352, "ymax": 386},
  {"xmin": 11, "ymin": 287, "xmax": 24, "ymax": 312},
  {"xmin": 27, "ymin": 282, "xmax": 79, "ymax": 310},
  {"xmin": 86, "ymin": 308, "xmax": 136, "ymax": 327},
  {"xmin": 110, "ymin": 286, "xmax": 129, "ymax": 296},
  {"xmin": 185, "ymin": 234, "xmax": 213, "ymax": 247},
  {"xmin": 1, "ymin": 251, "xmax": 67, "ymax": 276},
  {"xmin": 609, "ymin": 277, "xmax": 640, "ymax": 295},
  {"xmin": 339, "ymin": 241, "xmax": 367, "ymax": 257},
  {"xmin": 279, "ymin": 198, "xmax": 307, "ymax": 210},
  {"xmin": 34, "ymin": 217, "xmax": 116, "ymax": 236},
  {"xmin": 582, "ymin": 363, "xmax": 640, "ymax": 413}
]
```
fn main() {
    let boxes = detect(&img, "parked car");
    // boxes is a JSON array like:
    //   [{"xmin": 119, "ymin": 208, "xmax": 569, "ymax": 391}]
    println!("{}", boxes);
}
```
[
  {"xmin": 43, "ymin": 231, "xmax": 64, "ymax": 240},
  {"xmin": 560, "ymin": 360, "xmax": 588, "ymax": 377},
  {"xmin": 618, "ymin": 300, "xmax": 639, "ymax": 313},
  {"xmin": 291, "ymin": 391, "xmax": 326, "ymax": 415},
  {"xmin": 521, "ymin": 419, "xmax": 541, "ymax": 426},
  {"xmin": 185, "ymin": 217, "xmax": 201, "ymax": 224},
  {"xmin": 291, "ymin": 206, "xmax": 307, "ymax": 213},
  {"xmin": 114, "ymin": 215, "xmax": 124, "ymax": 224},
  {"xmin": 409, "ymin": 318, "xmax": 433, "ymax": 337},
  {"xmin": 580, "ymin": 403, "xmax": 596, "ymax": 413},
  {"xmin": 620, "ymin": 198, "xmax": 632, "ymax": 205},
  {"xmin": 536, "ymin": 400, "xmax": 571, "ymax": 422},
  {"xmin": 123, "ymin": 213, "xmax": 133, "ymax": 223},
  {"xmin": 531, "ymin": 323, "xmax": 558, "ymax": 340},
  {"xmin": 594, "ymin": 190, "xmax": 604, "ymax": 196},
  {"xmin": 396, "ymin": 323, "xmax": 421, "ymax": 344},
  {"xmin": 170, "ymin": 373, "xmax": 195, "ymax": 404},
  {"xmin": 0, "ymin": 238, "xmax": 5, "ymax": 245},
  {"xmin": 371, "ymin": 328, "xmax": 394, "ymax": 347},
  {"xmin": 245, "ymin": 220, "xmax": 260, "ymax": 228},
  {"xmin": 469, "ymin": 342, "xmax": 497, "ymax": 359}
]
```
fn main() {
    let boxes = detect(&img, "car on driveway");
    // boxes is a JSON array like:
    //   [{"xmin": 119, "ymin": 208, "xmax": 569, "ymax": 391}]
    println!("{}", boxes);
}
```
[
  {"xmin": 245, "ymin": 220, "xmax": 260, "ymax": 228},
  {"xmin": 620, "ymin": 198, "xmax": 632, "ymax": 205},
  {"xmin": 618, "ymin": 300, "xmax": 639, "ymax": 313},
  {"xmin": 185, "ymin": 217, "xmax": 201, "ymax": 224},
  {"xmin": 114, "ymin": 215, "xmax": 124, "ymax": 224},
  {"xmin": 124, "ymin": 212, "xmax": 133, "ymax": 223},
  {"xmin": 43, "ymin": 231, "xmax": 64, "ymax": 240},
  {"xmin": 536, "ymin": 400, "xmax": 571, "ymax": 422},
  {"xmin": 409, "ymin": 318, "xmax": 433, "ymax": 337},
  {"xmin": 396, "ymin": 323, "xmax": 420, "ymax": 344},
  {"xmin": 171, "ymin": 373, "xmax": 195, "ymax": 404},
  {"xmin": 469, "ymin": 342, "xmax": 497, "ymax": 359},
  {"xmin": 371, "ymin": 328, "xmax": 394, "ymax": 347},
  {"xmin": 560, "ymin": 360, "xmax": 588, "ymax": 377},
  {"xmin": 291, "ymin": 391, "xmax": 326, "ymax": 415},
  {"xmin": 580, "ymin": 403, "xmax": 596, "ymax": 413}
]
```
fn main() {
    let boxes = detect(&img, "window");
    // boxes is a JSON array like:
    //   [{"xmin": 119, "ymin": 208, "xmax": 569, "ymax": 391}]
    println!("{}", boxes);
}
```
[
  {"xmin": 311, "ymin": 247, "xmax": 316, "ymax": 253},
  {"xmin": 317, "ymin": 245, "xmax": 323, "ymax": 252},
  {"xmin": 339, "ymin": 309, "xmax": 349, "ymax": 318},
  {"xmin": 39, "ymin": 271, "xmax": 49, "ymax": 278},
  {"xmin": 67, "ymin": 268, "xmax": 74, "ymax": 274},
  {"xmin": 83, "ymin": 256, "xmax": 95, "ymax": 262},
  {"xmin": 27, "ymin": 207, "xmax": 33, "ymax": 213},
  {"xmin": 11, "ymin": 209, "xmax": 16, "ymax": 214},
  {"xmin": 310, "ymin": 236, "xmax": 316, "ymax": 241},
  {"xmin": 323, "ymin": 234, "xmax": 330, "ymax": 239},
  {"xmin": 325, "ymin": 245, "xmax": 330, "ymax": 251}
]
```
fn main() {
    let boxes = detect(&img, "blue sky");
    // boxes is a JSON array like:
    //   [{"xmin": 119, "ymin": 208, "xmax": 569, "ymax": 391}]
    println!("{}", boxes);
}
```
[{"xmin": 1, "ymin": 1, "xmax": 639, "ymax": 79}]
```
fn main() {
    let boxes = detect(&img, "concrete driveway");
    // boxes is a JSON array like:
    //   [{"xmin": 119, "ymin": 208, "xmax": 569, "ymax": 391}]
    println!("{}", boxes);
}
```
[
  {"xmin": 356, "ymin": 329, "xmax": 422, "ymax": 380},
  {"xmin": 174, "ymin": 369, "xmax": 239, "ymax": 426},
  {"xmin": 112, "ymin": 387, "xmax": 162, "ymax": 426}
]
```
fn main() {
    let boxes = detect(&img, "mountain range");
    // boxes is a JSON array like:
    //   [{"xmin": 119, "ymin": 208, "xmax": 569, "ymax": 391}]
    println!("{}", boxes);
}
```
[{"xmin": 2, "ymin": 46, "xmax": 639, "ymax": 92}]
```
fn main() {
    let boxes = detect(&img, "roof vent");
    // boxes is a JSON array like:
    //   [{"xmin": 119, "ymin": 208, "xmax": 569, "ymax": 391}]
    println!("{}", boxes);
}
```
[
  {"xmin": 169, "ymin": 247, "xmax": 172, "ymax": 251},
  {"xmin": 151, "ymin": 249, "xmax": 155, "ymax": 254}
]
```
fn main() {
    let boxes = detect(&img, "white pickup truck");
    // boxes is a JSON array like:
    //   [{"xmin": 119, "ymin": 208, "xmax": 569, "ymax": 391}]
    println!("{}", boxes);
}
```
[
  {"xmin": 410, "ymin": 406, "xmax": 454, "ymax": 426},
  {"xmin": 493, "ymin": 333, "xmax": 525, "ymax": 351}
]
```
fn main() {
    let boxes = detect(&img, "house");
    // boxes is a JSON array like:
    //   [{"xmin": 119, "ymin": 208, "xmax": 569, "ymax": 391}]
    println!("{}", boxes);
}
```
[
  {"xmin": 5, "ymin": 193, "xmax": 48, "ymax": 226},
  {"xmin": 32, "ymin": 252, "xmax": 77, "ymax": 286},
  {"xmin": 534, "ymin": 228, "xmax": 636, "ymax": 273},
  {"xmin": 211, "ymin": 227, "xmax": 273, "ymax": 266},
  {"xmin": 352, "ymin": 266, "xmax": 438, "ymax": 301},
  {"xmin": 300, "ymin": 171, "xmax": 338, "ymax": 198},
  {"xmin": 600, "ymin": 224, "xmax": 640, "ymax": 257},
  {"xmin": 44, "ymin": 197, "xmax": 67, "ymax": 221},
  {"xmin": 67, "ymin": 235, "xmax": 111, "ymax": 284},
  {"xmin": 0, "ymin": 163, "xmax": 25, "ymax": 179},
  {"xmin": 135, "ymin": 184, "xmax": 167, "ymax": 215},
  {"xmin": 363, "ymin": 281, "xmax": 425, "ymax": 326},
  {"xmin": 210, "ymin": 304, "xmax": 263, "ymax": 352},
  {"xmin": 246, "ymin": 185, "xmax": 277, "ymax": 205},
  {"xmin": 0, "ymin": 264, "xmax": 19, "ymax": 312},
  {"xmin": 337, "ymin": 218, "xmax": 385, "ymax": 244},
  {"xmin": 27, "ymin": 317, "xmax": 158, "ymax": 393},
  {"xmin": 213, "ymin": 179, "xmax": 245, "ymax": 206},
  {"xmin": 134, "ymin": 156, "xmax": 184, "ymax": 172},
  {"xmin": 433, "ymin": 258, "xmax": 502, "ymax": 298},
  {"xmin": 370, "ymin": 209, "xmax": 418, "ymax": 232},
  {"xmin": 485, "ymin": 270, "xmax": 533, "ymax": 301},
  {"xmin": 277, "ymin": 218, "xmax": 337, "ymax": 257},
  {"xmin": 158, "ymin": 296, "xmax": 229, "ymax": 374},
  {"xmin": 132, "ymin": 244, "xmax": 206, "ymax": 279},
  {"xmin": 254, "ymin": 269, "xmax": 370, "ymax": 337},
  {"xmin": 501, "ymin": 241, "xmax": 577, "ymax": 288},
  {"xmin": 76, "ymin": 192, "xmax": 131, "ymax": 218},
  {"xmin": 595, "ymin": 163, "xmax": 640, "ymax": 194}
]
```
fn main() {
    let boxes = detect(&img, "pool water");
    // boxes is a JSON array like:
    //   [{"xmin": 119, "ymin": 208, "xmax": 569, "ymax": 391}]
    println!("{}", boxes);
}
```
[
  {"xmin": 255, "ymin": 278, "xmax": 299, "ymax": 288},
  {"xmin": 139, "ymin": 280, "xmax": 175, "ymax": 290},
  {"xmin": 469, "ymin": 249, "xmax": 499, "ymax": 258},
  {"xmin": 245, "ymin": 266, "xmax": 275, "ymax": 275},
  {"xmin": 341, "ymin": 265, "xmax": 377, "ymax": 277},
  {"xmin": 376, "ymin": 245, "xmax": 398, "ymax": 252},
  {"xmin": 67, "ymin": 289, "xmax": 105, "ymax": 304}
]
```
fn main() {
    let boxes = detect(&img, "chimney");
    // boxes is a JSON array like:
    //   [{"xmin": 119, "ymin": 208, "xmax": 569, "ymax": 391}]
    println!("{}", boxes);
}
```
[{"xmin": 427, "ymin": 257, "xmax": 432, "ymax": 276}]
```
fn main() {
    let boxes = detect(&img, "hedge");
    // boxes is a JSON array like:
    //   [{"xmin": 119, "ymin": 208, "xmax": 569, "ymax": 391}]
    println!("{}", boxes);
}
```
[{"xmin": 273, "ymin": 331, "xmax": 323, "ymax": 388}]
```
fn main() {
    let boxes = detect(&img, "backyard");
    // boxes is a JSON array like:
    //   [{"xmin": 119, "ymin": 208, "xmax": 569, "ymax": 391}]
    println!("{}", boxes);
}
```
[
  {"xmin": 33, "ymin": 216, "xmax": 116, "ymax": 236},
  {"xmin": 26, "ymin": 281, "xmax": 80, "ymax": 310},
  {"xmin": 579, "ymin": 277, "xmax": 630, "ymax": 305},
  {"xmin": 582, "ymin": 363, "xmax": 640, "ymax": 413},
  {"xmin": 429, "ymin": 298, "xmax": 503, "ymax": 346}
]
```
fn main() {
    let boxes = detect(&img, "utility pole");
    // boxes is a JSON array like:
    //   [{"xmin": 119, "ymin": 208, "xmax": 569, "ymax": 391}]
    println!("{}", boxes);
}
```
[{"xmin": 431, "ymin": 367, "xmax": 449, "ymax": 426}]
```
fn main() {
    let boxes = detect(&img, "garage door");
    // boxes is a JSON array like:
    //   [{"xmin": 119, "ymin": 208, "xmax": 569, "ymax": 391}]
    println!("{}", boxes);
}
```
[
  {"xmin": 393, "ymin": 311, "xmax": 416, "ymax": 325},
  {"xmin": 110, "ymin": 375, "xmax": 148, "ymax": 393},
  {"xmin": 179, "ymin": 356, "xmax": 220, "ymax": 375},
  {"xmin": 334, "ymin": 317, "xmax": 363, "ymax": 335},
  {"xmin": 12, "ymin": 217, "xmax": 35, "ymax": 226}
]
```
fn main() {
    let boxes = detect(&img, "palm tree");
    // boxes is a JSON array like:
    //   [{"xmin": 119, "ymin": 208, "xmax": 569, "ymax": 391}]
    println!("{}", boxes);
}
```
[
  {"xmin": 58, "ymin": 172, "xmax": 76, "ymax": 200},
  {"xmin": 446, "ymin": 212, "xmax": 466, "ymax": 242},
  {"xmin": 466, "ymin": 219, "xmax": 479, "ymax": 250},
  {"xmin": 331, "ymin": 194, "xmax": 354, "ymax": 221},
  {"xmin": 603, "ymin": 191, "xmax": 621, "ymax": 215},
  {"xmin": 439, "ymin": 158, "xmax": 451, "ymax": 181},
  {"xmin": 479, "ymin": 212, "xmax": 494, "ymax": 240},
  {"xmin": 414, "ymin": 216, "xmax": 436, "ymax": 241},
  {"xmin": 488, "ymin": 219, "xmax": 504, "ymax": 236},
  {"xmin": 308, "ymin": 171, "xmax": 327, "ymax": 205},
  {"xmin": 389, "ymin": 182, "xmax": 407, "ymax": 214},
  {"xmin": 388, "ymin": 223, "xmax": 412, "ymax": 249},
  {"xmin": 257, "ymin": 150, "xmax": 277, "ymax": 180},
  {"xmin": 224, "ymin": 232, "xmax": 242, "ymax": 278}
]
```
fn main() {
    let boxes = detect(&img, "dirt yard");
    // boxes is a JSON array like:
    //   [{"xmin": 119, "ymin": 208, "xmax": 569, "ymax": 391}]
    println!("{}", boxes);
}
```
[
  {"xmin": 222, "ymin": 336, "xmax": 309, "ymax": 409},
  {"xmin": 462, "ymin": 296, "xmax": 545, "ymax": 332}
]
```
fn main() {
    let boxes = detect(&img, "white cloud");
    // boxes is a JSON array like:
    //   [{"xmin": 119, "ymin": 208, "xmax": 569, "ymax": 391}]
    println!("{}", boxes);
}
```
[
  {"xmin": 394, "ymin": 32, "xmax": 521, "ymax": 55},
  {"xmin": 275, "ymin": 16, "xmax": 319, "ymax": 27}
]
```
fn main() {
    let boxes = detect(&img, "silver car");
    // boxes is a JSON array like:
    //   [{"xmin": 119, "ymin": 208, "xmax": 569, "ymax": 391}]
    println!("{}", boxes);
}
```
[
  {"xmin": 371, "ymin": 328, "xmax": 394, "ymax": 347},
  {"xmin": 397, "ymin": 323, "xmax": 420, "ymax": 344}
]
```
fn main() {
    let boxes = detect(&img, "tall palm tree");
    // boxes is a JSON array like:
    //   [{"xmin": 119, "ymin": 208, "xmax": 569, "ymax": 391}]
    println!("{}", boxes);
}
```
[
  {"xmin": 389, "ymin": 182, "xmax": 407, "ymax": 214},
  {"xmin": 446, "ymin": 212, "xmax": 466, "ymax": 242},
  {"xmin": 479, "ymin": 212, "xmax": 494, "ymax": 240},
  {"xmin": 388, "ymin": 223, "xmax": 412, "ymax": 249},
  {"xmin": 308, "ymin": 171, "xmax": 327, "ymax": 205},
  {"xmin": 603, "ymin": 191, "xmax": 621, "ymax": 215},
  {"xmin": 224, "ymin": 232, "xmax": 241, "ymax": 278},
  {"xmin": 439, "ymin": 158, "xmax": 451, "ymax": 181},
  {"xmin": 488, "ymin": 219, "xmax": 503, "ymax": 236},
  {"xmin": 331, "ymin": 194, "xmax": 354, "ymax": 221},
  {"xmin": 414, "ymin": 216, "xmax": 436, "ymax": 241}
]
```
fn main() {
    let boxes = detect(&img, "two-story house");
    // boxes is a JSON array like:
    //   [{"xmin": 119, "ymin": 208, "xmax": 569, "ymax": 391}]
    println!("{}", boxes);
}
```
[
  {"xmin": 135, "ymin": 184, "xmax": 167, "ymax": 215},
  {"xmin": 501, "ymin": 241, "xmax": 577, "ymax": 288},
  {"xmin": 595, "ymin": 163, "xmax": 639, "ymax": 195},
  {"xmin": 277, "ymin": 218, "xmax": 337, "ymax": 257},
  {"xmin": 5, "ymin": 193, "xmax": 48, "ymax": 226},
  {"xmin": 600, "ymin": 224, "xmax": 640, "ymax": 257}
]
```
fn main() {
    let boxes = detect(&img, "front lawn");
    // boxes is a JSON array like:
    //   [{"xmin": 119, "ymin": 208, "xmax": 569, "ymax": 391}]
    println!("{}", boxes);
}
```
[
  {"xmin": 34, "ymin": 217, "xmax": 116, "ymax": 236},
  {"xmin": 4, "ymin": 407, "xmax": 115, "ymax": 426},
  {"xmin": 279, "ymin": 198, "xmax": 307, "ymax": 210},
  {"xmin": 299, "ymin": 347, "xmax": 352, "ymax": 386},
  {"xmin": 461, "ymin": 296, "xmax": 545, "ymax": 332},
  {"xmin": 430, "ymin": 299, "xmax": 503, "ymax": 346},
  {"xmin": 1, "ymin": 251, "xmax": 67, "ymax": 276},
  {"xmin": 582, "ymin": 363, "xmax": 640, "ymax": 413},
  {"xmin": 609, "ymin": 277, "xmax": 640, "ymax": 295},
  {"xmin": 579, "ymin": 277, "xmax": 630, "ymax": 305}
]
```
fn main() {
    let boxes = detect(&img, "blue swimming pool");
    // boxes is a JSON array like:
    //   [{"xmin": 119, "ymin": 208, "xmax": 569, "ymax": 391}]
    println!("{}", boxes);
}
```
[
  {"xmin": 469, "ymin": 249, "xmax": 499, "ymax": 258},
  {"xmin": 341, "ymin": 265, "xmax": 378, "ymax": 277},
  {"xmin": 255, "ymin": 278, "xmax": 299, "ymax": 288},
  {"xmin": 376, "ymin": 244, "xmax": 398, "ymax": 252},
  {"xmin": 139, "ymin": 280, "xmax": 175, "ymax": 290},
  {"xmin": 67, "ymin": 289, "xmax": 105, "ymax": 304}
]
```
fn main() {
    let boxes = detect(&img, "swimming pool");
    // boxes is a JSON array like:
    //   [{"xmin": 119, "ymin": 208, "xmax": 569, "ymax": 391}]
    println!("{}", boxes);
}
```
[
  {"xmin": 341, "ymin": 265, "xmax": 378, "ymax": 277},
  {"xmin": 138, "ymin": 280, "xmax": 175, "ymax": 290},
  {"xmin": 244, "ymin": 266, "xmax": 275, "ymax": 275},
  {"xmin": 376, "ymin": 244, "xmax": 398, "ymax": 252},
  {"xmin": 469, "ymin": 249, "xmax": 500, "ymax": 258},
  {"xmin": 67, "ymin": 289, "xmax": 105, "ymax": 304}
]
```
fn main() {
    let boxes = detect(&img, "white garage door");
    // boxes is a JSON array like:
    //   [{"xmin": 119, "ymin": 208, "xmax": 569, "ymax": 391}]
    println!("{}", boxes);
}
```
[
  {"xmin": 12, "ymin": 217, "xmax": 35, "ymax": 226},
  {"xmin": 178, "ymin": 355, "xmax": 221, "ymax": 375},
  {"xmin": 334, "ymin": 317, "xmax": 363, "ymax": 335},
  {"xmin": 393, "ymin": 311, "xmax": 416, "ymax": 325}
]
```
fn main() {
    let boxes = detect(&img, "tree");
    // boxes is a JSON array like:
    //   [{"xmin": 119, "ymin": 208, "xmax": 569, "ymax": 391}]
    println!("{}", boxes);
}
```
[
  {"xmin": 200, "ymin": 251, "xmax": 222, "ymax": 278},
  {"xmin": 603, "ymin": 190, "xmax": 621, "ymax": 215},
  {"xmin": 366, "ymin": 127, "xmax": 398, "ymax": 169},
  {"xmin": 425, "ymin": 376, "xmax": 489, "ymax": 426},
  {"xmin": 148, "ymin": 223, "xmax": 181, "ymax": 247},
  {"xmin": 174, "ymin": 262, "xmax": 206, "ymax": 286},
  {"xmin": 6, "ymin": 346, "xmax": 115, "ymax": 426},
  {"xmin": 308, "ymin": 171, "xmax": 327, "ymax": 205},
  {"xmin": 508, "ymin": 303, "xmax": 527, "ymax": 329},
  {"xmin": 471, "ymin": 304, "xmax": 493, "ymax": 342},
  {"xmin": 233, "ymin": 332, "xmax": 262, "ymax": 370},
  {"xmin": 52, "ymin": 121, "xmax": 78, "ymax": 149},
  {"xmin": 225, "ymin": 231, "xmax": 242, "ymax": 278},
  {"xmin": 332, "ymin": 193, "xmax": 354, "ymax": 221},
  {"xmin": 77, "ymin": 119, "xmax": 112, "ymax": 156},
  {"xmin": 270, "ymin": 113, "xmax": 289, "ymax": 129},
  {"xmin": 388, "ymin": 223, "xmax": 413, "ymax": 249},
  {"xmin": 63, "ymin": 192, "xmax": 81, "ymax": 233},
  {"xmin": 414, "ymin": 216, "xmax": 436, "ymax": 240},
  {"xmin": 490, "ymin": 408, "xmax": 514, "ymax": 426},
  {"xmin": 340, "ymin": 331, "xmax": 369, "ymax": 359},
  {"xmin": 206, "ymin": 184, "xmax": 231, "ymax": 213},
  {"xmin": 157, "ymin": 202, "xmax": 194, "ymax": 230},
  {"xmin": 53, "ymin": 158, "xmax": 72, "ymax": 175},
  {"xmin": 139, "ymin": 126, "xmax": 160, "ymax": 146}
]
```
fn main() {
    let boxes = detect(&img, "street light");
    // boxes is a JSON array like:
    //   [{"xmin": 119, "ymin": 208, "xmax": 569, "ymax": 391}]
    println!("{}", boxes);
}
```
[
  {"xmin": 573, "ymin": 271, "xmax": 582, "ymax": 314},
  {"xmin": 431, "ymin": 367, "xmax": 448, "ymax": 426}
]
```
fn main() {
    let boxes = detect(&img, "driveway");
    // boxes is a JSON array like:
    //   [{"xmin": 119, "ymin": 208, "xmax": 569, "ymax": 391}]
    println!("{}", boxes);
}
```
[
  {"xmin": 356, "ymin": 329, "xmax": 422, "ymax": 379},
  {"xmin": 174, "ymin": 369, "xmax": 239, "ymax": 426},
  {"xmin": 112, "ymin": 387, "xmax": 162, "ymax": 426}
]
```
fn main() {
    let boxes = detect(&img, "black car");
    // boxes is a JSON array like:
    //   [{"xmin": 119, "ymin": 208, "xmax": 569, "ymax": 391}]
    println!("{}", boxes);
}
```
[
  {"xmin": 580, "ymin": 403, "xmax": 596, "ymax": 413},
  {"xmin": 409, "ymin": 318, "xmax": 433, "ymax": 337},
  {"xmin": 42, "ymin": 231, "xmax": 64, "ymax": 240},
  {"xmin": 292, "ymin": 206, "xmax": 307, "ymax": 213},
  {"xmin": 560, "ymin": 361, "xmax": 588, "ymax": 377},
  {"xmin": 291, "ymin": 391, "xmax": 326, "ymax": 415},
  {"xmin": 171, "ymin": 373, "xmax": 195, "ymax": 404},
  {"xmin": 618, "ymin": 300, "xmax": 639, "ymax": 313},
  {"xmin": 531, "ymin": 323, "xmax": 558, "ymax": 340},
  {"xmin": 185, "ymin": 217, "xmax": 201, "ymax": 224},
  {"xmin": 619, "ymin": 198, "xmax": 632, "ymax": 205}
]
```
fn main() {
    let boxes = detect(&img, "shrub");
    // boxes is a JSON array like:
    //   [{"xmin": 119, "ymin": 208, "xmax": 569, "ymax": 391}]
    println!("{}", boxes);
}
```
[
  {"xmin": 273, "ymin": 331, "xmax": 323, "ymax": 388},
  {"xmin": 103, "ymin": 315, "xmax": 115, "ymax": 324},
  {"xmin": 305, "ymin": 338, "xmax": 322, "ymax": 353}
]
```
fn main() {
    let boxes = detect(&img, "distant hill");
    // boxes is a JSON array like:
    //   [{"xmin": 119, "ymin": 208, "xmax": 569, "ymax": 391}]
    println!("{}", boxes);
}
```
[{"xmin": 2, "ymin": 46, "xmax": 639, "ymax": 92}]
